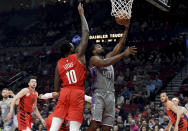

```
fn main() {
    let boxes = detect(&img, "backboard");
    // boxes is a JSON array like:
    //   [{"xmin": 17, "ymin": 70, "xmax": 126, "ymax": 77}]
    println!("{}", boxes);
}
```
[{"xmin": 145, "ymin": 0, "xmax": 170, "ymax": 12}]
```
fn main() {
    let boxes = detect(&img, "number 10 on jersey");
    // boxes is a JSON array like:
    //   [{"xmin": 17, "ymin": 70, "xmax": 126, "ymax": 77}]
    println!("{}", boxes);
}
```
[{"xmin": 66, "ymin": 70, "xmax": 77, "ymax": 84}]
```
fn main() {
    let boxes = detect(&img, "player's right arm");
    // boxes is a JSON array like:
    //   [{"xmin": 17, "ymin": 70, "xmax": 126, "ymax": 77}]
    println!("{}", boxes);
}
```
[
  {"xmin": 39, "ymin": 92, "xmax": 60, "ymax": 99},
  {"xmin": 90, "ymin": 46, "xmax": 137, "ymax": 67},
  {"xmin": 54, "ymin": 65, "xmax": 61, "ymax": 92},
  {"xmin": 39, "ymin": 92, "xmax": 92, "ymax": 103},
  {"xmin": 7, "ymin": 88, "xmax": 28, "ymax": 120},
  {"xmin": 76, "ymin": 3, "xmax": 89, "ymax": 63},
  {"xmin": 106, "ymin": 27, "xmax": 130, "ymax": 58}
]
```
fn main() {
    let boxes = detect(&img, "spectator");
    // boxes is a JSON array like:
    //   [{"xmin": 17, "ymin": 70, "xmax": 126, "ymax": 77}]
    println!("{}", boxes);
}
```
[
  {"xmin": 122, "ymin": 87, "xmax": 131, "ymax": 104},
  {"xmin": 140, "ymin": 126, "xmax": 147, "ymax": 131},
  {"xmin": 146, "ymin": 80, "xmax": 155, "ymax": 93},
  {"xmin": 113, "ymin": 125, "xmax": 119, "ymax": 131},
  {"xmin": 152, "ymin": 75, "xmax": 163, "ymax": 91},
  {"xmin": 130, "ymin": 119, "xmax": 139, "ymax": 131},
  {"xmin": 158, "ymin": 110, "xmax": 169, "ymax": 125},
  {"xmin": 116, "ymin": 93, "xmax": 125, "ymax": 106},
  {"xmin": 38, "ymin": 124, "xmax": 44, "ymax": 131}
]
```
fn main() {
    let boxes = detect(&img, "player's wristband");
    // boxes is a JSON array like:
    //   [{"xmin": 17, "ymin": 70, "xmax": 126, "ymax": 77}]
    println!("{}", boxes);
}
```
[
  {"xmin": 84, "ymin": 95, "xmax": 92, "ymax": 103},
  {"xmin": 41, "ymin": 93, "xmax": 53, "ymax": 99}
]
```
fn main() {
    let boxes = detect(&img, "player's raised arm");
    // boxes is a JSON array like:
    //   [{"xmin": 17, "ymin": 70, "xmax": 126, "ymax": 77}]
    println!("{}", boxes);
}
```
[
  {"xmin": 167, "ymin": 101, "xmax": 181, "ymax": 131},
  {"xmin": 90, "ymin": 46, "xmax": 137, "ymax": 67},
  {"xmin": 7, "ymin": 88, "xmax": 28, "ymax": 120},
  {"xmin": 76, "ymin": 3, "xmax": 89, "ymax": 60},
  {"xmin": 106, "ymin": 26, "xmax": 130, "ymax": 58},
  {"xmin": 54, "ymin": 65, "xmax": 61, "ymax": 92}
]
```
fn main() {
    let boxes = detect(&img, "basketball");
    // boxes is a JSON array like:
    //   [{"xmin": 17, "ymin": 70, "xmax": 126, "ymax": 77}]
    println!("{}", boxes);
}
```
[
  {"xmin": 115, "ymin": 17, "xmax": 130, "ymax": 27},
  {"xmin": 114, "ymin": 11, "xmax": 130, "ymax": 27}
]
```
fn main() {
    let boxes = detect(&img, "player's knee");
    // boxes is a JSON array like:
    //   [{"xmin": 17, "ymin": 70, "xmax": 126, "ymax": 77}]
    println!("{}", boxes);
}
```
[{"xmin": 50, "ymin": 117, "xmax": 64, "ymax": 131}]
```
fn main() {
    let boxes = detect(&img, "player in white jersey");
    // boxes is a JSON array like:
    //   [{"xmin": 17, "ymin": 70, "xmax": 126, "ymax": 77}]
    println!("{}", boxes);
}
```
[
  {"xmin": 87, "ymin": 22, "xmax": 137, "ymax": 130},
  {"xmin": 172, "ymin": 97, "xmax": 188, "ymax": 118},
  {"xmin": 0, "ymin": 88, "xmax": 18, "ymax": 131}
]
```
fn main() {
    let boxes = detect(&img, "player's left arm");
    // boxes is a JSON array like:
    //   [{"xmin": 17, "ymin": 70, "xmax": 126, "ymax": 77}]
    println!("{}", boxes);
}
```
[
  {"xmin": 182, "ymin": 107, "xmax": 188, "ymax": 118},
  {"xmin": 39, "ymin": 92, "xmax": 91, "ymax": 103},
  {"xmin": 167, "ymin": 101, "xmax": 181, "ymax": 130},
  {"xmin": 106, "ymin": 27, "xmax": 130, "ymax": 58},
  {"xmin": 39, "ymin": 92, "xmax": 60, "ymax": 100},
  {"xmin": 54, "ymin": 65, "xmax": 61, "ymax": 92},
  {"xmin": 33, "ymin": 93, "xmax": 46, "ymax": 127},
  {"xmin": 76, "ymin": 3, "xmax": 89, "ymax": 61}
]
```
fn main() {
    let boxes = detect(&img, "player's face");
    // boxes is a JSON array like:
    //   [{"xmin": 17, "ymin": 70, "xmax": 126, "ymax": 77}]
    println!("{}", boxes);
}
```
[
  {"xmin": 1, "ymin": 89, "xmax": 8, "ymax": 98},
  {"xmin": 160, "ymin": 93, "xmax": 167, "ymax": 103},
  {"xmin": 94, "ymin": 44, "xmax": 104, "ymax": 55},
  {"xmin": 28, "ymin": 79, "xmax": 37, "ymax": 88},
  {"xmin": 70, "ymin": 43, "xmax": 75, "ymax": 53}
]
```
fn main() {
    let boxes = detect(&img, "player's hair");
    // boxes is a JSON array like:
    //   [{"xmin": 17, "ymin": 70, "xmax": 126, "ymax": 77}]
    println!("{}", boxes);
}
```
[
  {"xmin": 89, "ymin": 44, "xmax": 96, "ymax": 56},
  {"xmin": 1, "ymin": 88, "xmax": 8, "ymax": 95},
  {"xmin": 172, "ymin": 97, "xmax": 179, "ymax": 102},
  {"xmin": 160, "ymin": 92, "xmax": 167, "ymax": 96},
  {"xmin": 60, "ymin": 40, "xmax": 72, "ymax": 57},
  {"xmin": 28, "ymin": 76, "xmax": 37, "ymax": 82},
  {"xmin": 2, "ymin": 88, "xmax": 8, "ymax": 91}
]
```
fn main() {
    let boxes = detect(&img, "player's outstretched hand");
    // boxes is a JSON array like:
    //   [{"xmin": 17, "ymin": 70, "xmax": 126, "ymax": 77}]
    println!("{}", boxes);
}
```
[
  {"xmin": 38, "ymin": 94, "xmax": 43, "ymax": 99},
  {"xmin": 7, "ymin": 112, "xmax": 13, "ymax": 121},
  {"xmin": 123, "ymin": 46, "xmax": 137, "ymax": 56},
  {"xmin": 8, "ymin": 90, "xmax": 14, "ymax": 96},
  {"xmin": 78, "ymin": 3, "xmax": 84, "ymax": 16},
  {"xmin": 41, "ymin": 118, "xmax": 46, "ymax": 127}
]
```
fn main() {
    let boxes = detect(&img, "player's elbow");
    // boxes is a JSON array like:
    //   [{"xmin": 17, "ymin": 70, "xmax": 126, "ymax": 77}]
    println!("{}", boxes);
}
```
[{"xmin": 103, "ymin": 60, "xmax": 113, "ymax": 66}]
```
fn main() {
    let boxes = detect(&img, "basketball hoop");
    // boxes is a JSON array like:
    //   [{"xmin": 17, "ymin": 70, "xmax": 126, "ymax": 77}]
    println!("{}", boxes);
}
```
[{"xmin": 110, "ymin": 0, "xmax": 134, "ymax": 19}]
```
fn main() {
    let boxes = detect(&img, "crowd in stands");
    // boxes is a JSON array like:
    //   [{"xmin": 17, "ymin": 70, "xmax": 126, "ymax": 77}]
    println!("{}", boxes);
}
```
[{"xmin": 0, "ymin": 0, "xmax": 187, "ymax": 130}]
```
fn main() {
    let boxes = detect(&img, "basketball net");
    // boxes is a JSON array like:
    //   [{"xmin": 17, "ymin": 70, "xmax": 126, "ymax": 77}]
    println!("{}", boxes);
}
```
[{"xmin": 111, "ymin": 0, "xmax": 134, "ymax": 19}]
